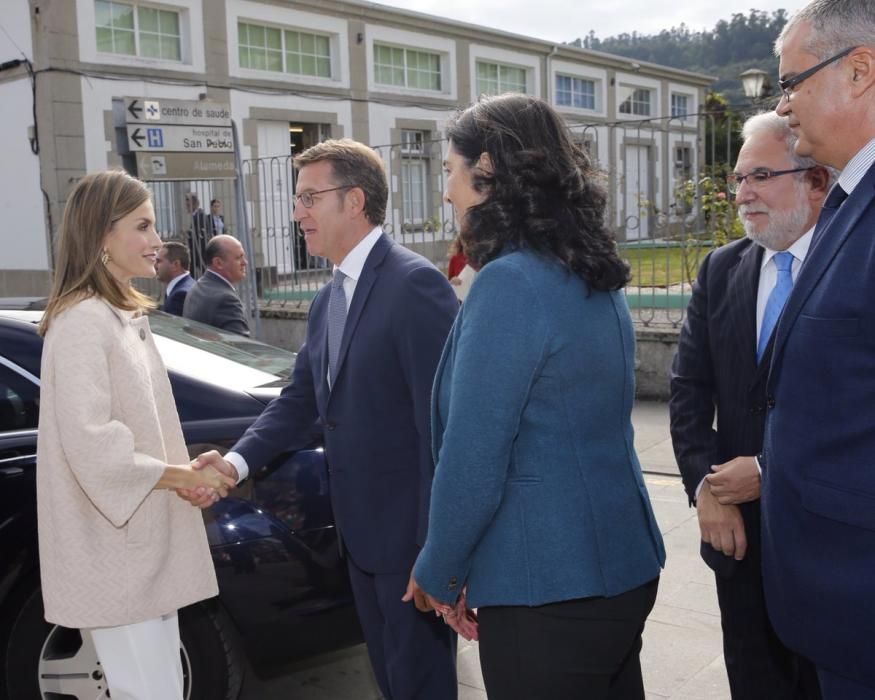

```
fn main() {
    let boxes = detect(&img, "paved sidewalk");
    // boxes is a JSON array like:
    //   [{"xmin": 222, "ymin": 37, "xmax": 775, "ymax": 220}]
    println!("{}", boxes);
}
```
[{"xmin": 243, "ymin": 401, "xmax": 730, "ymax": 699}]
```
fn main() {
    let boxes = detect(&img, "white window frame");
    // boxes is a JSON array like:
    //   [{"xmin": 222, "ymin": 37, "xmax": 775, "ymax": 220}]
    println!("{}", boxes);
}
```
[
  {"xmin": 78, "ymin": 0, "xmax": 201, "ymax": 71},
  {"xmin": 227, "ymin": 0, "xmax": 347, "ymax": 87},
  {"xmin": 614, "ymin": 73, "xmax": 661, "ymax": 120},
  {"xmin": 237, "ymin": 21, "xmax": 333, "ymax": 79},
  {"xmin": 551, "ymin": 61, "xmax": 606, "ymax": 117},
  {"xmin": 668, "ymin": 83, "xmax": 698, "ymax": 123},
  {"xmin": 469, "ymin": 45, "xmax": 539, "ymax": 101},
  {"xmin": 476, "ymin": 60, "xmax": 528, "ymax": 96},
  {"xmin": 366, "ymin": 25, "xmax": 455, "ymax": 99},
  {"xmin": 374, "ymin": 43, "xmax": 442, "ymax": 92},
  {"xmin": 555, "ymin": 74, "xmax": 596, "ymax": 110}
]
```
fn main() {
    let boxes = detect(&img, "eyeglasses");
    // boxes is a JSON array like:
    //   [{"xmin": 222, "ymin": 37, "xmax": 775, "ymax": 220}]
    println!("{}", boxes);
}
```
[
  {"xmin": 778, "ymin": 46, "xmax": 857, "ymax": 102},
  {"xmin": 727, "ymin": 167, "xmax": 813, "ymax": 194},
  {"xmin": 293, "ymin": 186, "xmax": 351, "ymax": 209}
]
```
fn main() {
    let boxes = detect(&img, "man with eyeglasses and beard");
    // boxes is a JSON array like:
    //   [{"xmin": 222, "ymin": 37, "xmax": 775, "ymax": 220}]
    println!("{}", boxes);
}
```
[
  {"xmin": 758, "ymin": 1, "xmax": 875, "ymax": 695},
  {"xmin": 670, "ymin": 111, "xmax": 829, "ymax": 700}
]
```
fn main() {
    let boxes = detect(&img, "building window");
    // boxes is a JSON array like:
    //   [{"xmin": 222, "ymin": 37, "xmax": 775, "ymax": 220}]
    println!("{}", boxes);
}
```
[
  {"xmin": 619, "ymin": 88, "xmax": 652, "ymax": 117},
  {"xmin": 476, "ymin": 61, "xmax": 527, "ymax": 95},
  {"xmin": 401, "ymin": 130, "xmax": 430, "ymax": 225},
  {"xmin": 238, "ymin": 22, "xmax": 331, "ymax": 77},
  {"xmin": 671, "ymin": 93, "xmax": 690, "ymax": 118},
  {"xmin": 374, "ymin": 45, "xmax": 441, "ymax": 91},
  {"xmin": 674, "ymin": 145, "xmax": 693, "ymax": 180},
  {"xmin": 556, "ymin": 75, "xmax": 596, "ymax": 110},
  {"xmin": 95, "ymin": 1, "xmax": 181, "ymax": 61}
]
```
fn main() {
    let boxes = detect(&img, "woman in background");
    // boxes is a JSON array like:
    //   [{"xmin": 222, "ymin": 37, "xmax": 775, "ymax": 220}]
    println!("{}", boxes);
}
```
[
  {"xmin": 411, "ymin": 95, "xmax": 666, "ymax": 699},
  {"xmin": 37, "ymin": 170, "xmax": 234, "ymax": 700}
]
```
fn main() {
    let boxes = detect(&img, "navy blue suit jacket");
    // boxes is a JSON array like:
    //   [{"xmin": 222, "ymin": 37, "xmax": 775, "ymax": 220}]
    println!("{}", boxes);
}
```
[
  {"xmin": 162, "ymin": 274, "xmax": 195, "ymax": 316},
  {"xmin": 232, "ymin": 234, "xmax": 458, "ymax": 573},
  {"xmin": 762, "ymin": 161, "xmax": 875, "ymax": 686}
]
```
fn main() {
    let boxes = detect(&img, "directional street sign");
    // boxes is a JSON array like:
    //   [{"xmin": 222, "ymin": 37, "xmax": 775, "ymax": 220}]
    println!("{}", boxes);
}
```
[
  {"xmin": 135, "ymin": 152, "xmax": 237, "ymax": 181},
  {"xmin": 125, "ymin": 124, "xmax": 234, "ymax": 153},
  {"xmin": 120, "ymin": 96, "xmax": 236, "ymax": 179},
  {"xmin": 124, "ymin": 97, "xmax": 231, "ymax": 127}
]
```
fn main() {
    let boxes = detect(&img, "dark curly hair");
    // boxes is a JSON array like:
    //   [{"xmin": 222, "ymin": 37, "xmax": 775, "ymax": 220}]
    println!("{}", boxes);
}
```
[{"xmin": 447, "ymin": 94, "xmax": 629, "ymax": 291}]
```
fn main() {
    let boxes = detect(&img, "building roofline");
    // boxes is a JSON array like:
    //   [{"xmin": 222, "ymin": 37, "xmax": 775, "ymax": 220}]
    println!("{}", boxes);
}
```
[{"xmin": 305, "ymin": 0, "xmax": 715, "ymax": 86}]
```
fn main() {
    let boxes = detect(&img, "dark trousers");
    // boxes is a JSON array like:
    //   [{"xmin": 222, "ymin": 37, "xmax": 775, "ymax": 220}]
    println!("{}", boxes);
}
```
[
  {"xmin": 477, "ymin": 578, "xmax": 658, "ymax": 700},
  {"xmin": 713, "ymin": 505, "xmax": 820, "ymax": 700},
  {"xmin": 346, "ymin": 555, "xmax": 457, "ymax": 700},
  {"xmin": 817, "ymin": 667, "xmax": 875, "ymax": 699}
]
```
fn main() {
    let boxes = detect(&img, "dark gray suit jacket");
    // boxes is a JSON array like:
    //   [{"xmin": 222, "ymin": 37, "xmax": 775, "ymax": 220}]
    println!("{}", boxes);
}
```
[{"xmin": 182, "ymin": 271, "xmax": 250, "ymax": 336}]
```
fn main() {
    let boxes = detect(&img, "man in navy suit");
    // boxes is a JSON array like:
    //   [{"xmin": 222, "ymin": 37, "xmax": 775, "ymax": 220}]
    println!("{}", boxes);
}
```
[
  {"xmin": 670, "ymin": 112, "xmax": 827, "ymax": 699},
  {"xmin": 194, "ymin": 139, "xmax": 459, "ymax": 698},
  {"xmin": 763, "ymin": 1, "xmax": 875, "ymax": 695},
  {"xmin": 155, "ymin": 241, "xmax": 195, "ymax": 316}
]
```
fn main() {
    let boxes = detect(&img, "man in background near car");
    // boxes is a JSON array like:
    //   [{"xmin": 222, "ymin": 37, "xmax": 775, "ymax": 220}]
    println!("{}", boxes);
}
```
[
  {"xmin": 155, "ymin": 241, "xmax": 195, "ymax": 317},
  {"xmin": 183, "ymin": 235, "xmax": 250, "ymax": 336}
]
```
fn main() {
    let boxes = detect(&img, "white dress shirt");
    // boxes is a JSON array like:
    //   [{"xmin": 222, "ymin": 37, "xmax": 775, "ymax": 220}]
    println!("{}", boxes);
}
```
[
  {"xmin": 165, "ymin": 272, "xmax": 190, "ymax": 298},
  {"xmin": 837, "ymin": 136, "xmax": 875, "ymax": 196},
  {"xmin": 226, "ymin": 226, "xmax": 383, "ymax": 483}
]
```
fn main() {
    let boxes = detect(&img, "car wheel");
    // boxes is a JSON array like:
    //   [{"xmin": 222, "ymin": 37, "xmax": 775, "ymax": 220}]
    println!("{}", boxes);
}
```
[{"xmin": 4, "ymin": 588, "xmax": 243, "ymax": 700}]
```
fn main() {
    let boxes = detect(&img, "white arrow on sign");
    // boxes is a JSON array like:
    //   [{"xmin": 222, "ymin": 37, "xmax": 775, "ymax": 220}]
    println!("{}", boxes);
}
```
[{"xmin": 125, "ymin": 124, "xmax": 234, "ymax": 153}]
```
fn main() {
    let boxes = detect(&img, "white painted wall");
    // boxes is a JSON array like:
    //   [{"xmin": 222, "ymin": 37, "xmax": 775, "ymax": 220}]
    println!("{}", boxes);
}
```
[
  {"xmin": 0, "ymin": 0, "xmax": 32, "ymax": 61},
  {"xmin": 230, "ymin": 91, "xmax": 352, "ymax": 161},
  {"xmin": 0, "ymin": 78, "xmax": 47, "ymax": 269}
]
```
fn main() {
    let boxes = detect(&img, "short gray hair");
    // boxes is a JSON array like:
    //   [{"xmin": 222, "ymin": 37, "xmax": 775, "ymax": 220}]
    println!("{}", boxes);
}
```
[
  {"xmin": 740, "ymin": 111, "xmax": 838, "ymax": 186},
  {"xmin": 776, "ymin": 0, "xmax": 875, "ymax": 60}
]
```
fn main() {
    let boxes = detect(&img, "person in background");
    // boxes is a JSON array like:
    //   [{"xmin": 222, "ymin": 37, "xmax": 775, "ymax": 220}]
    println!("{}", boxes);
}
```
[
  {"xmin": 208, "ymin": 198, "xmax": 225, "ymax": 236},
  {"xmin": 184, "ymin": 192, "xmax": 208, "ymax": 276},
  {"xmin": 183, "ymin": 235, "xmax": 250, "ymax": 337},
  {"xmin": 408, "ymin": 94, "xmax": 665, "ymax": 700},
  {"xmin": 155, "ymin": 240, "xmax": 194, "ymax": 316},
  {"xmin": 670, "ymin": 111, "xmax": 827, "ymax": 700},
  {"xmin": 36, "ymin": 170, "xmax": 234, "ymax": 700}
]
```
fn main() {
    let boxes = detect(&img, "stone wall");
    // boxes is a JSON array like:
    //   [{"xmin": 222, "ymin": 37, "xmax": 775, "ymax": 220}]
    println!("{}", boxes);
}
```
[{"xmin": 257, "ymin": 306, "xmax": 680, "ymax": 401}]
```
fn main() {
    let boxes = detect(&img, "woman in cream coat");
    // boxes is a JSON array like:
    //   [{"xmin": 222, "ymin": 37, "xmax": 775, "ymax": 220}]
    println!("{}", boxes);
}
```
[{"xmin": 37, "ymin": 170, "xmax": 235, "ymax": 700}]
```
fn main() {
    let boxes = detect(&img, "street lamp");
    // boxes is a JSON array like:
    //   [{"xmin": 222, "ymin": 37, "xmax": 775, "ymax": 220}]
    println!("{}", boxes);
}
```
[{"xmin": 739, "ymin": 68, "xmax": 770, "ymax": 100}]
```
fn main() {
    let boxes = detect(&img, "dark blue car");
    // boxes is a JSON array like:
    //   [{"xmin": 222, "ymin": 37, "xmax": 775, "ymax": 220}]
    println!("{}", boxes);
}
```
[{"xmin": 0, "ymin": 305, "xmax": 361, "ymax": 700}]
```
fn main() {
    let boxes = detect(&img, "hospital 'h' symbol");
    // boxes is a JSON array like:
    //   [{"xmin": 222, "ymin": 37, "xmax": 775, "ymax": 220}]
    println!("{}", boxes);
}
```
[{"xmin": 146, "ymin": 128, "xmax": 164, "ymax": 148}]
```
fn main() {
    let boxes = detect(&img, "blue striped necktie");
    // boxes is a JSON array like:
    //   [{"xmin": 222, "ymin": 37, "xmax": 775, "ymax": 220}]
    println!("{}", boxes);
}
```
[
  {"xmin": 327, "ymin": 269, "xmax": 347, "ymax": 387},
  {"xmin": 757, "ymin": 251, "xmax": 795, "ymax": 362}
]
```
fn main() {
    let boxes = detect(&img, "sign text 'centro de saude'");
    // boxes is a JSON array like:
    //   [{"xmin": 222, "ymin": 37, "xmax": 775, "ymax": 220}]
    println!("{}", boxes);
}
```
[{"xmin": 123, "ymin": 97, "xmax": 236, "ymax": 180}]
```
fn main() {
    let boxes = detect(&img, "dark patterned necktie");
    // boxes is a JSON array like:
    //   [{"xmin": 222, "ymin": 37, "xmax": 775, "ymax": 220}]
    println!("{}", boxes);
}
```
[
  {"xmin": 811, "ymin": 184, "xmax": 848, "ymax": 247},
  {"xmin": 327, "ymin": 269, "xmax": 347, "ymax": 387}
]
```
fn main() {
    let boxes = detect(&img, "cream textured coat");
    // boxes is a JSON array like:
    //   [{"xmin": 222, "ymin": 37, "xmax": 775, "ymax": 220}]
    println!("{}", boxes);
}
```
[{"xmin": 37, "ymin": 297, "xmax": 218, "ymax": 629}]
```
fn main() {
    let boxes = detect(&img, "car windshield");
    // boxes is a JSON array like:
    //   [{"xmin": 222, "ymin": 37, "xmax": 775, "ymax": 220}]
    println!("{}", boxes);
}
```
[{"xmin": 148, "ymin": 311, "xmax": 295, "ymax": 385}]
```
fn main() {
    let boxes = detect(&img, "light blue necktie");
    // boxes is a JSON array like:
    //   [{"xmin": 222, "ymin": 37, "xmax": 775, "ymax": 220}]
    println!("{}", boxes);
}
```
[
  {"xmin": 327, "ymin": 269, "xmax": 347, "ymax": 387},
  {"xmin": 757, "ymin": 251, "xmax": 794, "ymax": 362}
]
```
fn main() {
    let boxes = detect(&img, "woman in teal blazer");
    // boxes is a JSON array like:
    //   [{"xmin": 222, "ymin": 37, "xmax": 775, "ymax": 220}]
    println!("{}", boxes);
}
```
[{"xmin": 410, "ymin": 95, "xmax": 666, "ymax": 699}]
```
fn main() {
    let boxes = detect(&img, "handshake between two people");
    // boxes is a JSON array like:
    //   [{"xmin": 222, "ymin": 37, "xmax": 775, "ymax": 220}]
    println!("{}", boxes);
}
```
[{"xmin": 171, "ymin": 450, "xmax": 239, "ymax": 509}]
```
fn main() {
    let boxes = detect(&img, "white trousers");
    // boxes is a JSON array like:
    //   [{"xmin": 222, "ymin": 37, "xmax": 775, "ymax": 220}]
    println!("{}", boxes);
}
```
[{"xmin": 87, "ymin": 611, "xmax": 184, "ymax": 700}]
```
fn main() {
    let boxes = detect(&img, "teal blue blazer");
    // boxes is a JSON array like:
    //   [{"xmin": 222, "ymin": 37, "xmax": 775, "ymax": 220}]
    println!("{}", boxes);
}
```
[{"xmin": 414, "ymin": 249, "xmax": 665, "ymax": 608}]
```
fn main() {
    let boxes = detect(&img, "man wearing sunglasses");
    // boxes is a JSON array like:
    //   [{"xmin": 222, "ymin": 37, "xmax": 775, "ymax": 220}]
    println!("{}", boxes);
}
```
[
  {"xmin": 761, "ymin": 0, "xmax": 875, "ymax": 696},
  {"xmin": 671, "ymin": 111, "xmax": 828, "ymax": 700}
]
